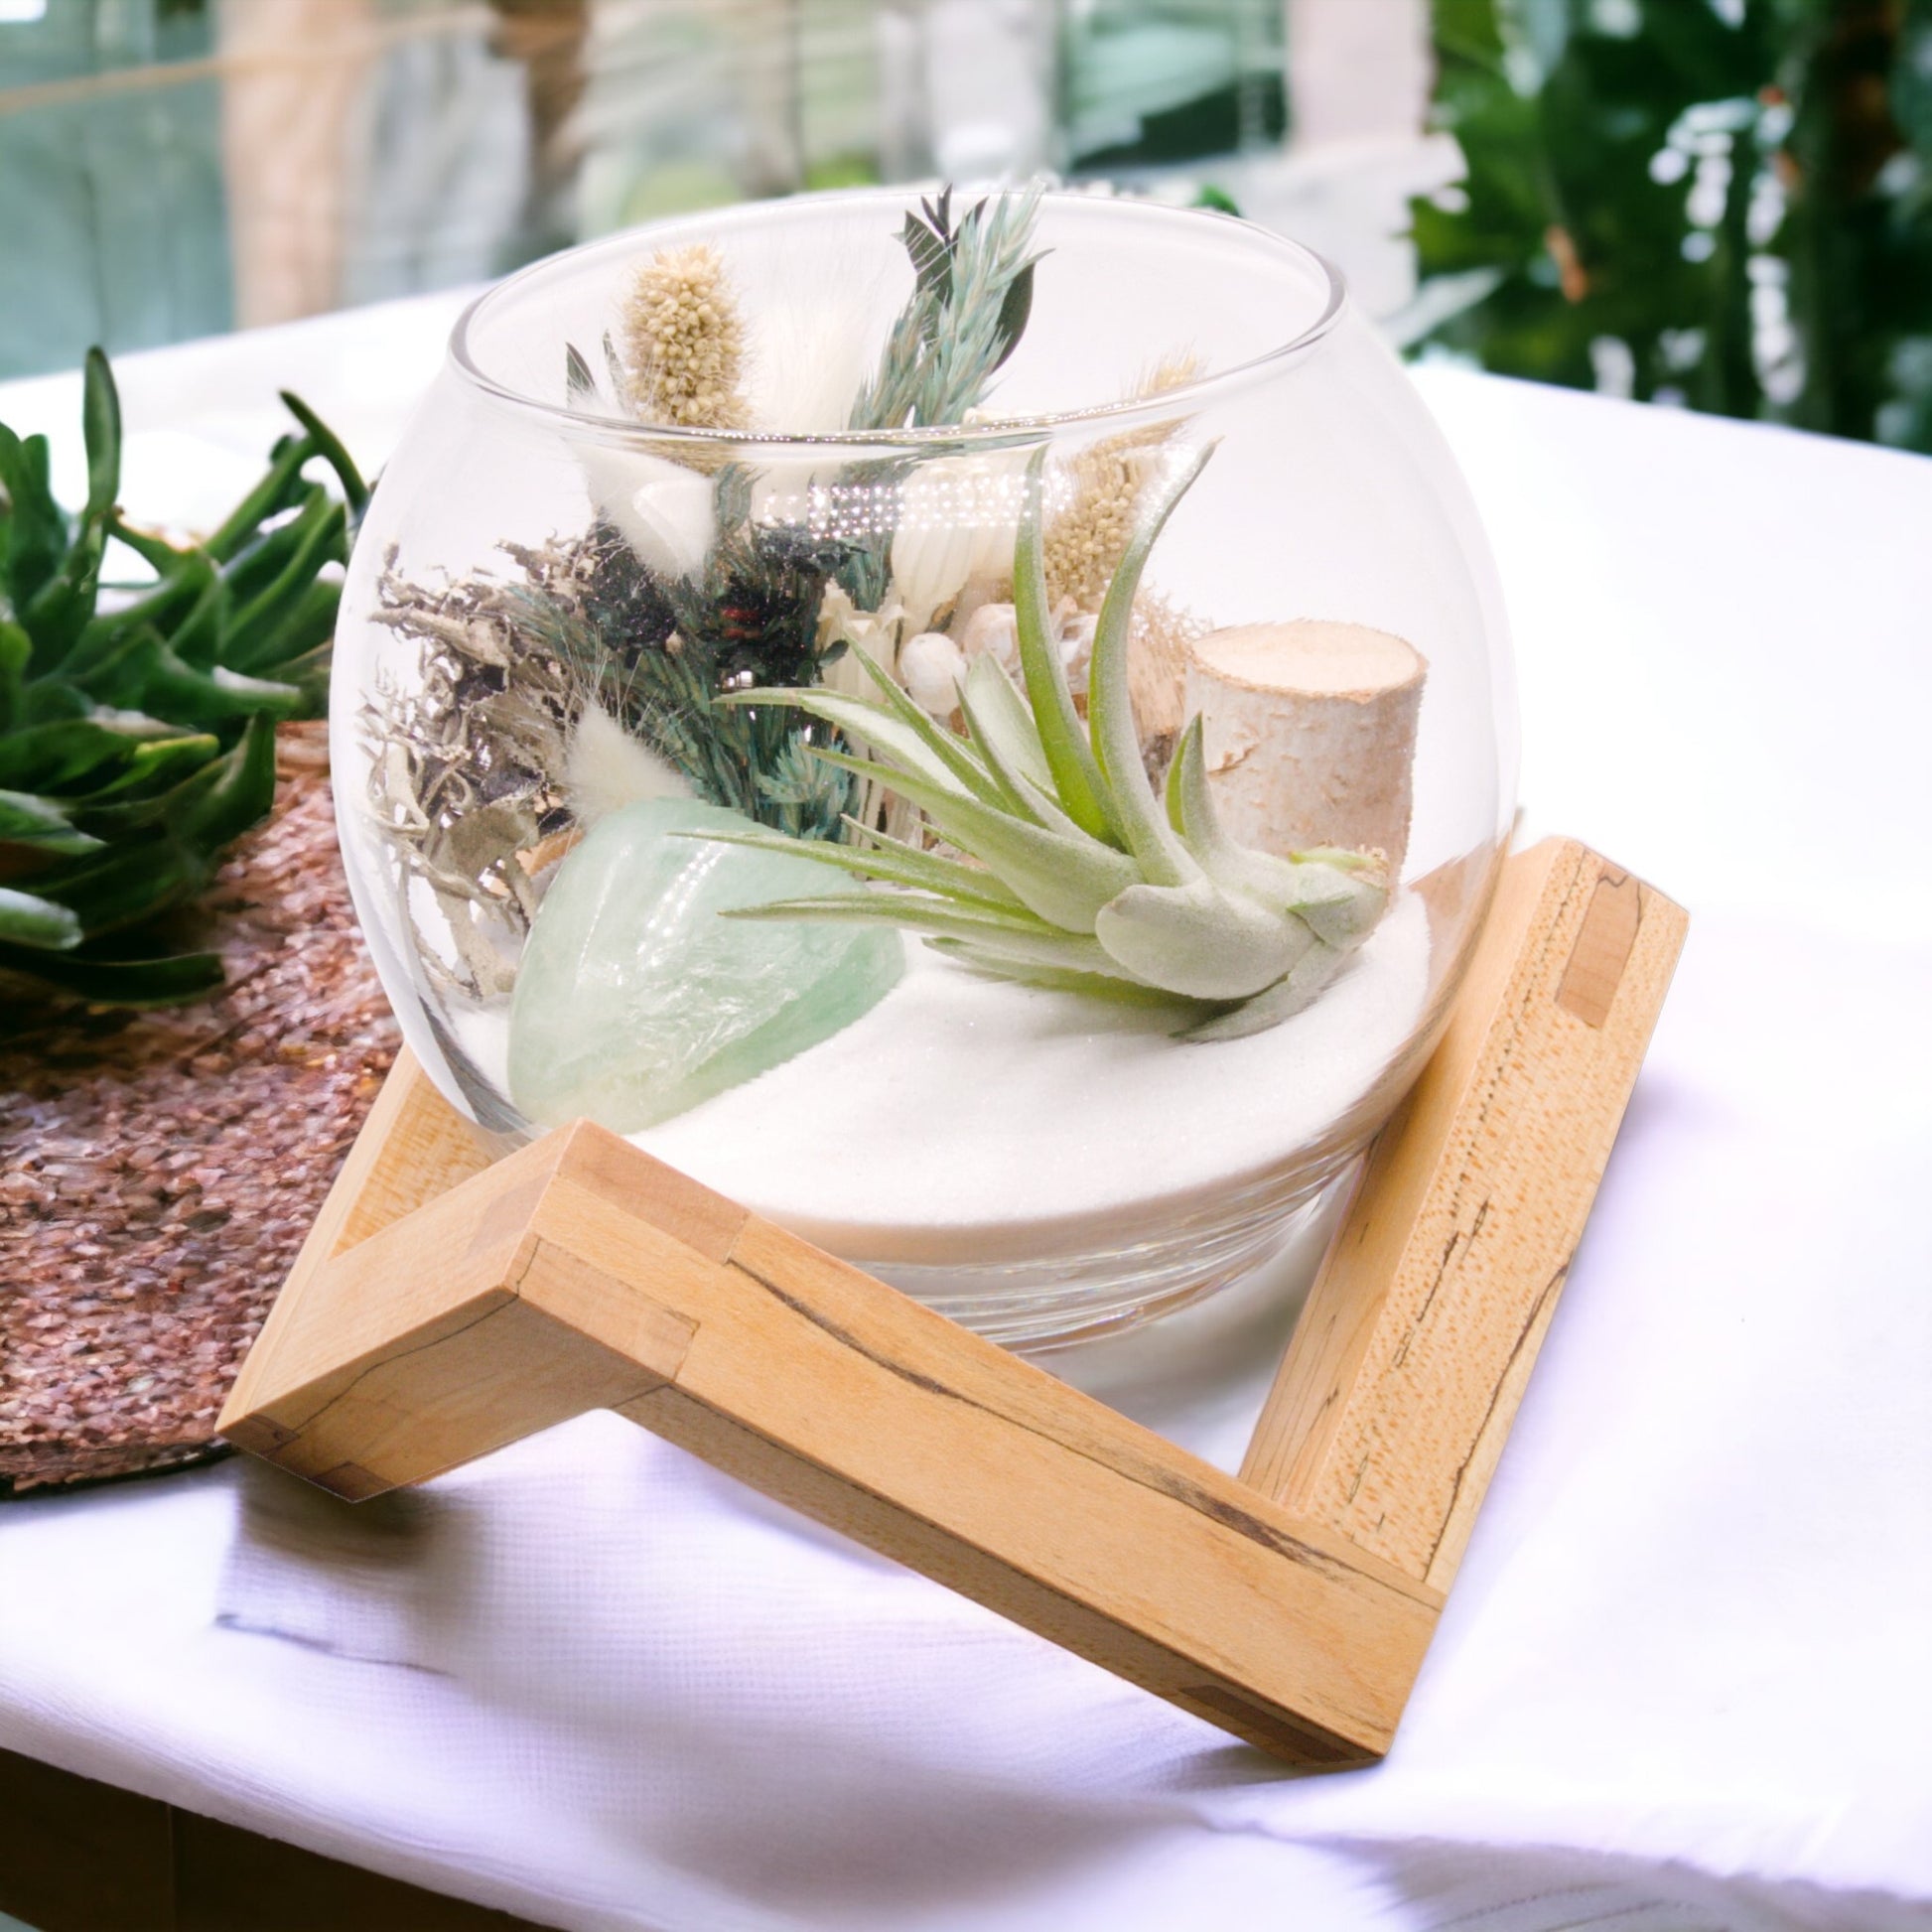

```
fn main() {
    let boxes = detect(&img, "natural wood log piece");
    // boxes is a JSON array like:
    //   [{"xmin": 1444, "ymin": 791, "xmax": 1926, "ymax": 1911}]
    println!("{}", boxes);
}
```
[{"xmin": 1184, "ymin": 621, "xmax": 1426, "ymax": 877}]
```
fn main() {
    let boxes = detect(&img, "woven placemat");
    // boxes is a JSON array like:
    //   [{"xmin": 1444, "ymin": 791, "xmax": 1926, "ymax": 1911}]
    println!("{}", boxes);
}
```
[{"xmin": 1, "ymin": 723, "xmax": 400, "ymax": 1494}]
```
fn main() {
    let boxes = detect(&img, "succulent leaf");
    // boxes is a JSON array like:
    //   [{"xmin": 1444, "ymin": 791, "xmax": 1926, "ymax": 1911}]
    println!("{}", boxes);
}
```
[
  {"xmin": 1086, "ymin": 442, "xmax": 1214, "ymax": 888},
  {"xmin": 0, "ymin": 429, "xmax": 68, "ymax": 608},
  {"xmin": 73, "ymin": 732, "xmax": 221, "ymax": 803},
  {"xmin": 0, "ymin": 714, "xmax": 189, "ymax": 791},
  {"xmin": 686, "ymin": 820, "xmax": 1029, "ymax": 914},
  {"xmin": 1015, "ymin": 450, "xmax": 1121, "ymax": 845},
  {"xmin": 0, "ymin": 886, "xmax": 84, "ymax": 950},
  {"xmin": 0, "ymin": 941, "xmax": 223, "ymax": 1006},
  {"xmin": 277, "ymin": 388, "xmax": 371, "ymax": 515},
  {"xmin": 0, "ymin": 350, "xmax": 356, "ymax": 1005},
  {"xmin": 80, "ymin": 346, "xmax": 121, "ymax": 518},
  {"xmin": 178, "ymin": 712, "xmax": 280, "ymax": 848},
  {"xmin": 228, "ymin": 486, "xmax": 347, "ymax": 643},
  {"xmin": 34, "ymin": 838, "xmax": 216, "ymax": 936},
  {"xmin": 807, "ymin": 746, "xmax": 1141, "ymax": 933},
  {"xmin": 0, "ymin": 621, "xmax": 31, "ymax": 733},
  {"xmin": 1094, "ymin": 875, "xmax": 1310, "ymax": 1001},
  {"xmin": 69, "ymin": 555, "xmax": 213, "ymax": 674},
  {"xmin": 0, "ymin": 788, "xmax": 104, "ymax": 854}
]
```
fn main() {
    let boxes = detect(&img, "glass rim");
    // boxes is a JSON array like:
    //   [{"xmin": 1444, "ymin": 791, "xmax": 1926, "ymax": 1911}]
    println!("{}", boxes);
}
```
[{"xmin": 447, "ymin": 187, "xmax": 1349, "ymax": 448}]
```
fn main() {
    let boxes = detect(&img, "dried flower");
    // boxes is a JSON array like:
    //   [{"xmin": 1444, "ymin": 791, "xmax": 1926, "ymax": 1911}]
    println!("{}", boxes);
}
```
[
  {"xmin": 889, "ymin": 450, "xmax": 1028, "ymax": 629},
  {"xmin": 1041, "ymin": 353, "xmax": 1200, "ymax": 612},
  {"xmin": 745, "ymin": 285, "xmax": 885, "ymax": 435},
  {"xmin": 578, "ymin": 444, "xmax": 716, "ymax": 580},
  {"xmin": 849, "ymin": 188, "xmax": 1042, "ymax": 433},
  {"xmin": 564, "ymin": 704, "xmax": 692, "ymax": 827},
  {"xmin": 621, "ymin": 243, "xmax": 751, "ymax": 431},
  {"xmin": 1127, "ymin": 588, "xmax": 1210, "ymax": 748},
  {"xmin": 816, "ymin": 582, "xmax": 906, "ymax": 690}
]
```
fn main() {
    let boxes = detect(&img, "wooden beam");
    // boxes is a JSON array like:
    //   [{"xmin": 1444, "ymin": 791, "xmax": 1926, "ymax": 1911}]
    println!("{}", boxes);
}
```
[
  {"xmin": 219, "ymin": 837, "xmax": 1684, "ymax": 1765},
  {"xmin": 1240, "ymin": 839, "xmax": 1688, "ymax": 1590}
]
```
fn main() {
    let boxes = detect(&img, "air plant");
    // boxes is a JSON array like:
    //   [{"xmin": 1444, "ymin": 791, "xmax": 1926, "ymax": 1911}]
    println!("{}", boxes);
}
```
[
  {"xmin": 693, "ymin": 446, "xmax": 1388, "ymax": 1041},
  {"xmin": 1, "ymin": 349, "xmax": 364, "ymax": 1007}
]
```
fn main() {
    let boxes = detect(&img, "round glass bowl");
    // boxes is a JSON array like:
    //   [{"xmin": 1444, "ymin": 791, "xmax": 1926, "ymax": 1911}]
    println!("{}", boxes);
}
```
[{"xmin": 332, "ymin": 189, "xmax": 1517, "ymax": 1349}]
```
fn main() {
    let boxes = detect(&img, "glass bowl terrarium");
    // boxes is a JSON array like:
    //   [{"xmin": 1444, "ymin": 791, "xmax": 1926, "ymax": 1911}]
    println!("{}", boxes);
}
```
[{"xmin": 333, "ymin": 188, "xmax": 1516, "ymax": 1349}]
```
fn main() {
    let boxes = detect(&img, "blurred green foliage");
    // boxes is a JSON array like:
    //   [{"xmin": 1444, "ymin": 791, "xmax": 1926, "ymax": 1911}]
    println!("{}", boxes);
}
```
[
  {"xmin": 1409, "ymin": 0, "xmax": 1932, "ymax": 451},
  {"xmin": 0, "ymin": 0, "xmax": 232, "ymax": 381}
]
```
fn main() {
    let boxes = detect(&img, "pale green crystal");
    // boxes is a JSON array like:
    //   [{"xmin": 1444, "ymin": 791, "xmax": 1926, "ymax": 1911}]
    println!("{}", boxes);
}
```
[{"xmin": 507, "ymin": 798, "xmax": 902, "ymax": 1133}]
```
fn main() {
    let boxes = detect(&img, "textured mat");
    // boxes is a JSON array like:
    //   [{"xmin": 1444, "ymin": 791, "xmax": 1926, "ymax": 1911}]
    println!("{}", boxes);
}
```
[{"xmin": 1, "ymin": 724, "xmax": 399, "ymax": 1493}]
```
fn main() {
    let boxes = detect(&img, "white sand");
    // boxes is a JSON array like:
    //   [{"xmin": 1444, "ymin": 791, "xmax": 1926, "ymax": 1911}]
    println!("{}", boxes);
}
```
[{"xmin": 632, "ymin": 893, "xmax": 1432, "ymax": 1262}]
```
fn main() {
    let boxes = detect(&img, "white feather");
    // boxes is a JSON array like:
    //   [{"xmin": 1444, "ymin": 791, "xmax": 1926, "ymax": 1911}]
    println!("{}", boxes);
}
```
[
  {"xmin": 565, "ymin": 706, "xmax": 692, "ymax": 827},
  {"xmin": 577, "ymin": 445, "xmax": 715, "ymax": 581},
  {"xmin": 745, "ymin": 271, "xmax": 891, "ymax": 436}
]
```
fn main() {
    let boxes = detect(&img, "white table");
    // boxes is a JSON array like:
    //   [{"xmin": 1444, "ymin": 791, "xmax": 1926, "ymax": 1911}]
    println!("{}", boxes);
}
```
[{"xmin": 4, "ymin": 297, "xmax": 1930, "ymax": 1932}]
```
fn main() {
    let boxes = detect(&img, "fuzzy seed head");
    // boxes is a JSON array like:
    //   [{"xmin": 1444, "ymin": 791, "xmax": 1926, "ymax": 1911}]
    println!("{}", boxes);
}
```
[
  {"xmin": 1041, "ymin": 352, "xmax": 1201, "ymax": 613},
  {"xmin": 621, "ymin": 244, "xmax": 751, "ymax": 431}
]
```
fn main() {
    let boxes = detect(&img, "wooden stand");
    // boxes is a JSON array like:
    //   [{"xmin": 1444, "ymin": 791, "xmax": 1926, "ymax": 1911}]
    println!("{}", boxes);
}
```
[{"xmin": 218, "ymin": 838, "xmax": 1685, "ymax": 1767}]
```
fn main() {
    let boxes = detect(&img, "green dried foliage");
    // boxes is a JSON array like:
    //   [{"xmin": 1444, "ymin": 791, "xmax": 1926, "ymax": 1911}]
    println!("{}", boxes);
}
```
[
  {"xmin": 365, "ymin": 514, "xmax": 863, "ymax": 1004},
  {"xmin": 513, "ymin": 521, "xmax": 862, "ymax": 843},
  {"xmin": 849, "ymin": 186, "xmax": 1044, "ymax": 434},
  {"xmin": 697, "ymin": 447, "xmax": 1389, "ymax": 1040},
  {"xmin": 840, "ymin": 187, "xmax": 1044, "ymax": 608},
  {"xmin": 0, "ymin": 349, "xmax": 364, "ymax": 1007},
  {"xmin": 1410, "ymin": 0, "xmax": 1932, "ymax": 451}
]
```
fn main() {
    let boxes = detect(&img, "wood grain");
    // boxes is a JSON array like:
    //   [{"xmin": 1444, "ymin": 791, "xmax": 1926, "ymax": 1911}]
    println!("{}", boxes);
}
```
[
  {"xmin": 222, "ymin": 1111, "xmax": 1439, "ymax": 1763},
  {"xmin": 218, "ymin": 836, "xmax": 1684, "ymax": 1764},
  {"xmin": 1238, "ymin": 838, "xmax": 1688, "ymax": 1590}
]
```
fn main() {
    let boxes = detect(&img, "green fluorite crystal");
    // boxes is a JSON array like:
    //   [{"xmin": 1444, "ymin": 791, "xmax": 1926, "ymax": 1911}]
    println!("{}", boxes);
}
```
[{"xmin": 507, "ymin": 799, "xmax": 902, "ymax": 1133}]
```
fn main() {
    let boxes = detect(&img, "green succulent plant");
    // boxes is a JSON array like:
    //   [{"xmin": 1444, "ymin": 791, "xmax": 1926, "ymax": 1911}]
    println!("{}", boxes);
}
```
[
  {"xmin": 695, "ymin": 444, "xmax": 1388, "ymax": 1040},
  {"xmin": 0, "ymin": 348, "xmax": 365, "ymax": 1007}
]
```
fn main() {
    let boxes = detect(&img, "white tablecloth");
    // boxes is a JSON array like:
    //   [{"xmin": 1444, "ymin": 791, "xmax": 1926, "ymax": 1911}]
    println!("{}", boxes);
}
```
[{"xmin": 3, "ymin": 301, "xmax": 1929, "ymax": 1932}]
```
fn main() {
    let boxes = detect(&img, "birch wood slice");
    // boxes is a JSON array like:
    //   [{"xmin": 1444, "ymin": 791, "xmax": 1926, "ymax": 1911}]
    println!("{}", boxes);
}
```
[
  {"xmin": 1185, "ymin": 621, "xmax": 1426, "ymax": 876},
  {"xmin": 0, "ymin": 724, "xmax": 399, "ymax": 1494}
]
